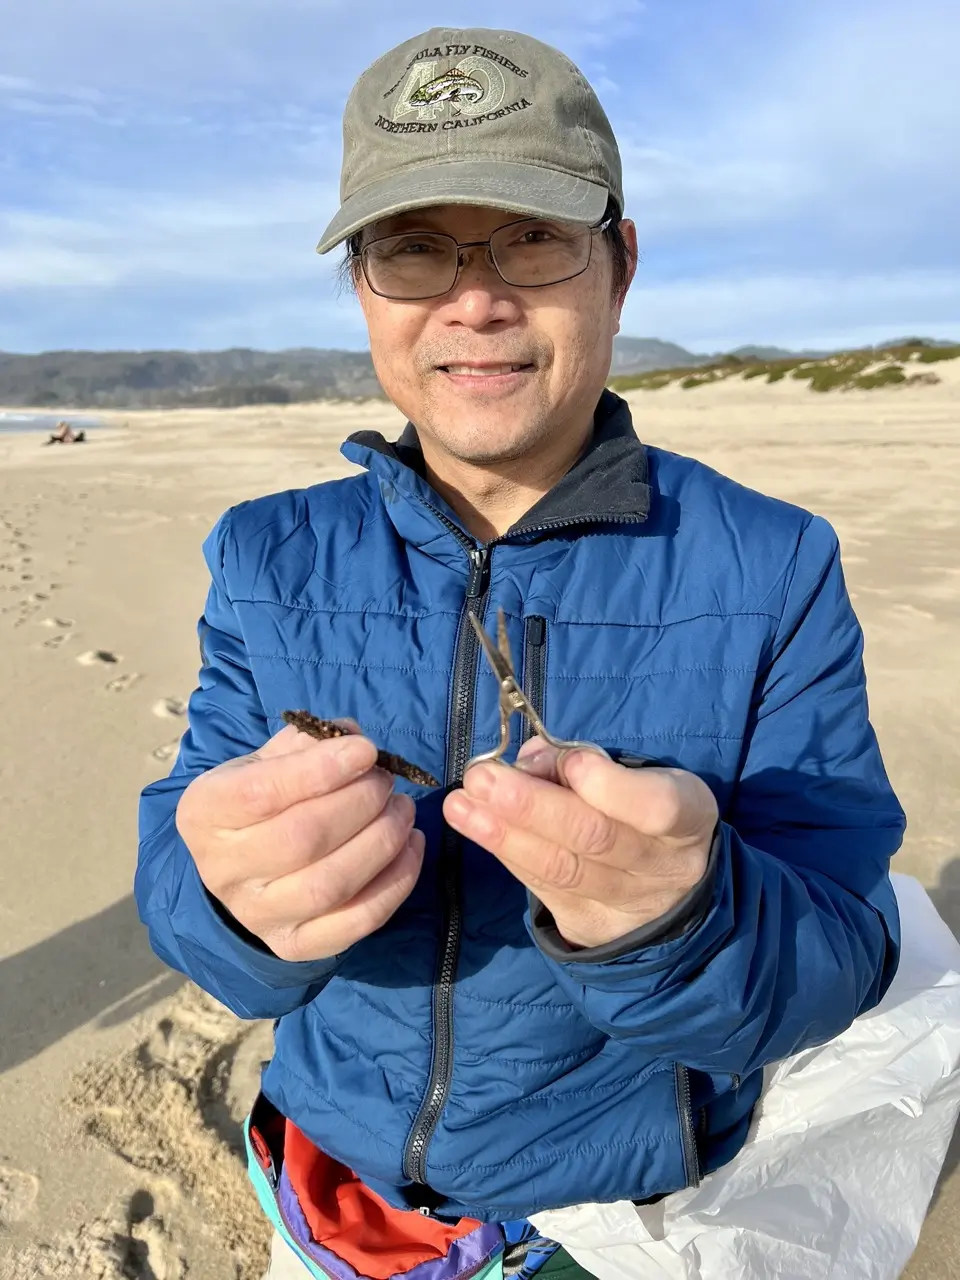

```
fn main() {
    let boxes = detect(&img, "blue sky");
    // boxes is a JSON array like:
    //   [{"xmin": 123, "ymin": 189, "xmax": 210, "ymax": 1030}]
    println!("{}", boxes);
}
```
[{"xmin": 1, "ymin": 0, "xmax": 957, "ymax": 354}]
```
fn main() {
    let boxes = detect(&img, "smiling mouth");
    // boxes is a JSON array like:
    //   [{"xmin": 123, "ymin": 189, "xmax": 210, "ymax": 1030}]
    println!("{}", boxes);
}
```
[{"xmin": 438, "ymin": 363, "xmax": 534, "ymax": 377}]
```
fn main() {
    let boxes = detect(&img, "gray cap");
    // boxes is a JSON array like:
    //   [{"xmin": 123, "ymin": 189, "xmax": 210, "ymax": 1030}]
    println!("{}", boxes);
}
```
[{"xmin": 316, "ymin": 27, "xmax": 623, "ymax": 254}]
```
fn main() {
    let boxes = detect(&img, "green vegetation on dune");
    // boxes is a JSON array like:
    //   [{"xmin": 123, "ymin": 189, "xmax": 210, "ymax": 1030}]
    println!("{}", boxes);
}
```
[
  {"xmin": 608, "ymin": 339, "xmax": 960, "ymax": 393},
  {"xmin": 917, "ymin": 345, "xmax": 960, "ymax": 363}
]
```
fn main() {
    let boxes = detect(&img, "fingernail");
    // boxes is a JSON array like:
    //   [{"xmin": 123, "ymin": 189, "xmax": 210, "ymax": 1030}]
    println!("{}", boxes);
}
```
[
  {"xmin": 557, "ymin": 749, "xmax": 587, "ymax": 782},
  {"xmin": 332, "ymin": 735, "xmax": 374, "ymax": 774},
  {"xmin": 450, "ymin": 797, "xmax": 495, "ymax": 839},
  {"xmin": 465, "ymin": 764, "xmax": 495, "ymax": 798},
  {"xmin": 333, "ymin": 717, "xmax": 362, "ymax": 734},
  {"xmin": 388, "ymin": 792, "xmax": 415, "ymax": 822}
]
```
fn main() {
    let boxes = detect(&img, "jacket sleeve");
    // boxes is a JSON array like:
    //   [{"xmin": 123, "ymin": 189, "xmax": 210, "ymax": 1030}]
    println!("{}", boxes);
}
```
[
  {"xmin": 134, "ymin": 507, "xmax": 340, "ymax": 1019},
  {"xmin": 527, "ymin": 515, "xmax": 905, "ymax": 1079}
]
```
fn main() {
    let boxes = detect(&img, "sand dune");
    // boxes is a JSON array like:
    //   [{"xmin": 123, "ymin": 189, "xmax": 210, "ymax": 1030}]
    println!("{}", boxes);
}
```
[{"xmin": 1, "ymin": 374, "xmax": 957, "ymax": 1278}]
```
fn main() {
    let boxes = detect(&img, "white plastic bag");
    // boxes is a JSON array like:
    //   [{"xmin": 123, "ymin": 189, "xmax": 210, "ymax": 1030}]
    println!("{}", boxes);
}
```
[{"xmin": 530, "ymin": 873, "xmax": 960, "ymax": 1280}]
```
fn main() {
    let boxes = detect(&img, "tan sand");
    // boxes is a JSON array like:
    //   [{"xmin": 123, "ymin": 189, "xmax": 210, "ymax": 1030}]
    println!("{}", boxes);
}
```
[{"xmin": 0, "ymin": 370, "xmax": 957, "ymax": 1278}]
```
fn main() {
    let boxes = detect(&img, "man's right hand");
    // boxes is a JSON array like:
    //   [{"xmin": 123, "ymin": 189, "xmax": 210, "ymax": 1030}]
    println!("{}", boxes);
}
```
[{"xmin": 175, "ymin": 722, "xmax": 425, "ymax": 962}]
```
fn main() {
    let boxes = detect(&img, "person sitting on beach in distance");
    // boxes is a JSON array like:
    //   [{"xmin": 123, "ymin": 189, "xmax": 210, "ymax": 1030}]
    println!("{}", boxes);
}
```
[
  {"xmin": 136, "ymin": 26, "xmax": 909, "ymax": 1280},
  {"xmin": 43, "ymin": 420, "xmax": 85, "ymax": 445}
]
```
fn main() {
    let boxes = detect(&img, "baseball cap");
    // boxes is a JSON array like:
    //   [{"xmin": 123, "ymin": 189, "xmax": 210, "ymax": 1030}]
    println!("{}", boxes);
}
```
[{"xmin": 316, "ymin": 27, "xmax": 623, "ymax": 255}]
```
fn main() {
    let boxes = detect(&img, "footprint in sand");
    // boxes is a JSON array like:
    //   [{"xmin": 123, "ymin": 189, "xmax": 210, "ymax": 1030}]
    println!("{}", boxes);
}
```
[
  {"xmin": 119, "ymin": 1189, "xmax": 187, "ymax": 1280},
  {"xmin": 152, "ymin": 697, "xmax": 187, "ymax": 719},
  {"xmin": 77, "ymin": 649, "xmax": 122, "ymax": 666},
  {"xmin": 105, "ymin": 672, "xmax": 143, "ymax": 693},
  {"xmin": 890, "ymin": 602, "xmax": 936, "ymax": 621},
  {"xmin": 39, "ymin": 616, "xmax": 75, "ymax": 629},
  {"xmin": 0, "ymin": 1164, "xmax": 40, "ymax": 1226},
  {"xmin": 42, "ymin": 631, "xmax": 74, "ymax": 649},
  {"xmin": 0, "ymin": 1191, "xmax": 188, "ymax": 1280},
  {"xmin": 152, "ymin": 738, "xmax": 183, "ymax": 763},
  {"xmin": 13, "ymin": 595, "xmax": 47, "ymax": 627}
]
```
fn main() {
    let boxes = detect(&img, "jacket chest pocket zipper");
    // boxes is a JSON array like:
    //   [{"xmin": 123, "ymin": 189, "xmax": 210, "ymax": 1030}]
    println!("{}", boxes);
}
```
[
  {"xmin": 522, "ymin": 617, "xmax": 702, "ymax": 1194},
  {"xmin": 675, "ymin": 1063, "xmax": 702, "ymax": 1187},
  {"xmin": 522, "ymin": 615, "xmax": 548, "ymax": 736}
]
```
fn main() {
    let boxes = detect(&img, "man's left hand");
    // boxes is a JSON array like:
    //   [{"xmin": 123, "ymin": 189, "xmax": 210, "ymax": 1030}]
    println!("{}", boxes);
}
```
[{"xmin": 443, "ymin": 738, "xmax": 718, "ymax": 950}]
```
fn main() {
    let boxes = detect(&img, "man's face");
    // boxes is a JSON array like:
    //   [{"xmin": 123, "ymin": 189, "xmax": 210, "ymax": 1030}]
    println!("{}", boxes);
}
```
[{"xmin": 354, "ymin": 204, "xmax": 636, "ymax": 468}]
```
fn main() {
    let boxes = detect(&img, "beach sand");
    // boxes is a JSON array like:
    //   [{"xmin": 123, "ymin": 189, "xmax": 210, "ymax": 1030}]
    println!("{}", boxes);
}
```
[{"xmin": 0, "ymin": 369, "xmax": 958, "ymax": 1278}]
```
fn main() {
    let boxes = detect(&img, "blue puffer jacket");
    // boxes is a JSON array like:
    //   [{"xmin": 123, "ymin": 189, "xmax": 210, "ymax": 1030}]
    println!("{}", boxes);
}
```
[{"xmin": 136, "ymin": 390, "xmax": 904, "ymax": 1222}]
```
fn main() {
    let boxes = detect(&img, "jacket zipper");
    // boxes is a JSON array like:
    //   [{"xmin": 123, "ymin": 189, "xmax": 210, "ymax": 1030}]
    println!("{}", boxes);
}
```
[
  {"xmin": 402, "ymin": 542, "xmax": 491, "ymax": 1193},
  {"xmin": 398, "ymin": 504, "xmax": 643, "ymax": 1198},
  {"xmin": 521, "ymin": 615, "xmax": 548, "ymax": 742},
  {"xmin": 675, "ymin": 1063, "xmax": 702, "ymax": 1187}
]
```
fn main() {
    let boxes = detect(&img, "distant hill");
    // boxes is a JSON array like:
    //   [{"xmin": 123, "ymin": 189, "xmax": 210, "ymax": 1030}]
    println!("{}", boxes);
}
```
[
  {"xmin": 4, "ymin": 339, "xmax": 698, "ymax": 406},
  {"xmin": 727, "ymin": 344, "xmax": 829, "ymax": 362},
  {"xmin": 609, "ymin": 338, "xmax": 704, "ymax": 375},
  {"xmin": 0, "ymin": 348, "xmax": 383, "ymax": 409},
  {"xmin": 609, "ymin": 339, "xmax": 830, "ymax": 376},
  {"xmin": 0, "ymin": 336, "xmax": 954, "ymax": 409}
]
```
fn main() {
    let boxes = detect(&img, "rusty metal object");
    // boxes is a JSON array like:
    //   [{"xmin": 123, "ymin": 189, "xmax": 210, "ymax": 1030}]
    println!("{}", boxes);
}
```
[{"xmin": 281, "ymin": 710, "xmax": 440, "ymax": 788}]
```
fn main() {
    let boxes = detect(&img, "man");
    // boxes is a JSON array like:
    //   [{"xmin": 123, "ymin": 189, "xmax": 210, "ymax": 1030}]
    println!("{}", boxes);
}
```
[{"xmin": 136, "ymin": 27, "xmax": 905, "ymax": 1280}]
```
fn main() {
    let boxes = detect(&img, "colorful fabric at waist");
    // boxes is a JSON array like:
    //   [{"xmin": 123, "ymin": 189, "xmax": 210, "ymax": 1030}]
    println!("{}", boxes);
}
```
[{"xmin": 282, "ymin": 1120, "xmax": 562, "ymax": 1280}]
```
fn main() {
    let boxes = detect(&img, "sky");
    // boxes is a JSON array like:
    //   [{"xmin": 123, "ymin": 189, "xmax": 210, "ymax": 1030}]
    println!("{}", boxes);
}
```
[{"xmin": 1, "ymin": 0, "xmax": 958, "ymax": 354}]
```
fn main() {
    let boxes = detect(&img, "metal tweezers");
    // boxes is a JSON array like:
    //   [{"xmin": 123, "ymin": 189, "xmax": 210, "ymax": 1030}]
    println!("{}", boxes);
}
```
[{"xmin": 466, "ymin": 607, "xmax": 611, "ymax": 772}]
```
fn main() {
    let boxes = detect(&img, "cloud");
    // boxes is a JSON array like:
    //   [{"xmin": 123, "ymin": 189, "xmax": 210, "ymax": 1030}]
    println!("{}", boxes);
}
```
[
  {"xmin": 621, "ymin": 145, "xmax": 814, "ymax": 238},
  {"xmin": 613, "ymin": 0, "xmax": 960, "ymax": 245},
  {"xmin": 3, "ymin": 262, "xmax": 954, "ymax": 354},
  {"xmin": 2, "ymin": 0, "xmax": 642, "ymax": 103},
  {"xmin": 1, "ymin": 0, "xmax": 956, "ymax": 352},
  {"xmin": 0, "ymin": 175, "xmax": 343, "ymax": 291},
  {"xmin": 0, "ymin": 277, "xmax": 369, "ymax": 353},
  {"xmin": 622, "ymin": 268, "xmax": 960, "ymax": 352}
]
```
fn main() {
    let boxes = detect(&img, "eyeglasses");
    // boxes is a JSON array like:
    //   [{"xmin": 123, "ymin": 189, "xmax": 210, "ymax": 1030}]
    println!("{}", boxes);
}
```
[{"xmin": 353, "ymin": 215, "xmax": 611, "ymax": 301}]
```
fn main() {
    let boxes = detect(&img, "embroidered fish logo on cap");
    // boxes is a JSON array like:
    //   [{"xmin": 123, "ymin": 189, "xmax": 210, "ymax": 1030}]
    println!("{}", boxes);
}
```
[{"xmin": 410, "ymin": 69, "xmax": 486, "ymax": 107}]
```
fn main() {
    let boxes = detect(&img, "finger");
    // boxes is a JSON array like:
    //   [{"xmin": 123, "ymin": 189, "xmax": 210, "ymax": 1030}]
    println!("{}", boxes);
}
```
[
  {"xmin": 445, "ymin": 790, "xmax": 626, "ymax": 902},
  {"xmin": 253, "ymin": 723, "xmax": 319, "ymax": 759},
  {"xmin": 512, "ymin": 752, "xmax": 561, "ymax": 782},
  {"xmin": 262, "ymin": 791, "xmax": 416, "ymax": 921},
  {"xmin": 273, "ymin": 826, "xmax": 425, "ymax": 960},
  {"xmin": 458, "ymin": 763, "xmax": 622, "ymax": 861},
  {"xmin": 238, "ymin": 767, "xmax": 397, "ymax": 880},
  {"xmin": 516, "ymin": 734, "xmax": 560, "ymax": 763},
  {"xmin": 513, "ymin": 736, "xmax": 563, "ymax": 781},
  {"xmin": 558, "ymin": 753, "xmax": 718, "ymax": 841},
  {"xmin": 190, "ymin": 731, "xmax": 380, "ymax": 828}
]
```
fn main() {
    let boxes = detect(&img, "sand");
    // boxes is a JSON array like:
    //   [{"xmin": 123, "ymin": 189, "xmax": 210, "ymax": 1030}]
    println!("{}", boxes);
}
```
[{"xmin": 0, "ymin": 368, "xmax": 958, "ymax": 1278}]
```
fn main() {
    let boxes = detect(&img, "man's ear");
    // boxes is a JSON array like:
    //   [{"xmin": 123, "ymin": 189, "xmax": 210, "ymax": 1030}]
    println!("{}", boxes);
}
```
[
  {"xmin": 617, "ymin": 218, "xmax": 639, "ymax": 312},
  {"xmin": 353, "ymin": 257, "xmax": 372, "ymax": 320}
]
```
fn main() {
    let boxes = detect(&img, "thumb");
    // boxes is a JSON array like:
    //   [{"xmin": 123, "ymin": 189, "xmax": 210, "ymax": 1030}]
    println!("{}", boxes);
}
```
[
  {"xmin": 253, "ymin": 716, "xmax": 363, "ymax": 761},
  {"xmin": 558, "ymin": 752, "xmax": 718, "ymax": 841}
]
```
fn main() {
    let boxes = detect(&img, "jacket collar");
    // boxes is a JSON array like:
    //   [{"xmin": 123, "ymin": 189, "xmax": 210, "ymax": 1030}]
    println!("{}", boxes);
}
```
[{"xmin": 340, "ymin": 388, "xmax": 650, "ymax": 543}]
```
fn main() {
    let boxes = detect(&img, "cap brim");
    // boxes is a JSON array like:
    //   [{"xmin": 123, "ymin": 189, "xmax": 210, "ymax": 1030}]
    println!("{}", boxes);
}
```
[{"xmin": 316, "ymin": 160, "xmax": 610, "ymax": 254}]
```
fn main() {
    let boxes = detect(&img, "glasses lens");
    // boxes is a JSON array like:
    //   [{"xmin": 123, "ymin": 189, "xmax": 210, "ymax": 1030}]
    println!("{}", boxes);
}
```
[
  {"xmin": 491, "ymin": 219, "xmax": 592, "ymax": 287},
  {"xmin": 362, "ymin": 233, "xmax": 458, "ymax": 299}
]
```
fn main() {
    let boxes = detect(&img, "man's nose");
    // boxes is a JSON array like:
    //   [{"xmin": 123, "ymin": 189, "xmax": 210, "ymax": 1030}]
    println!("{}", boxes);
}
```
[{"xmin": 442, "ymin": 245, "xmax": 518, "ymax": 325}]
